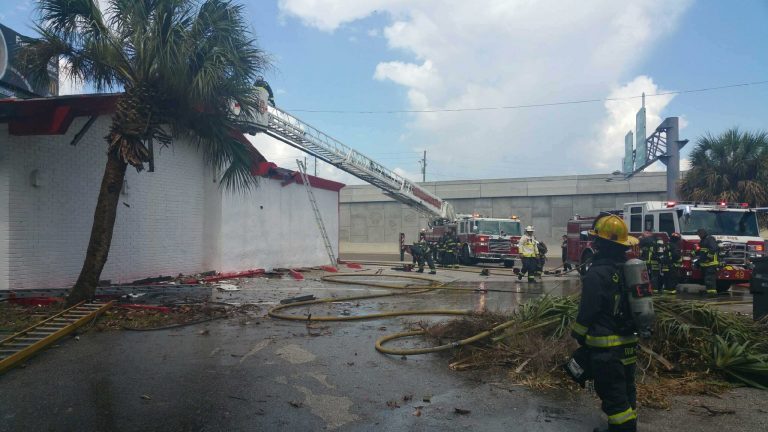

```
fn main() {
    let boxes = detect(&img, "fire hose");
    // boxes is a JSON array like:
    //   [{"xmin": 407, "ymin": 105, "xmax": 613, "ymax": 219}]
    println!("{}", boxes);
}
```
[{"xmin": 267, "ymin": 272, "xmax": 569, "ymax": 356}]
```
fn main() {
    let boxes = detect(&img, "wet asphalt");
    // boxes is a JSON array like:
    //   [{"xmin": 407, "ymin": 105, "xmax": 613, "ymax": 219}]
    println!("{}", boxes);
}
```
[{"xmin": 0, "ymin": 263, "xmax": 764, "ymax": 432}]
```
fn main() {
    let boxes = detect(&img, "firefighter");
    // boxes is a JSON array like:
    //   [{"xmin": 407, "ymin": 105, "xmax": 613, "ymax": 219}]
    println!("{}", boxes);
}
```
[
  {"xmin": 437, "ymin": 233, "xmax": 448, "ymax": 267},
  {"xmin": 562, "ymin": 234, "xmax": 573, "ymax": 272},
  {"xmin": 648, "ymin": 238, "xmax": 665, "ymax": 295},
  {"xmin": 446, "ymin": 232, "xmax": 459, "ymax": 268},
  {"xmin": 571, "ymin": 214, "xmax": 639, "ymax": 432},
  {"xmin": 638, "ymin": 231, "xmax": 655, "ymax": 274},
  {"xmin": 517, "ymin": 226, "xmax": 539, "ymax": 282},
  {"xmin": 254, "ymin": 76, "xmax": 275, "ymax": 106},
  {"xmin": 415, "ymin": 232, "xmax": 436, "ymax": 275},
  {"xmin": 661, "ymin": 233, "xmax": 683, "ymax": 295},
  {"xmin": 696, "ymin": 228, "xmax": 719, "ymax": 295},
  {"xmin": 537, "ymin": 241, "xmax": 548, "ymax": 275}
]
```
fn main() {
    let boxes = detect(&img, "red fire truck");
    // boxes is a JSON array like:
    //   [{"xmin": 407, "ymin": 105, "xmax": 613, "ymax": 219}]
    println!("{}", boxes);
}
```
[
  {"xmin": 424, "ymin": 214, "xmax": 522, "ymax": 267},
  {"xmin": 566, "ymin": 201, "xmax": 767, "ymax": 292}
]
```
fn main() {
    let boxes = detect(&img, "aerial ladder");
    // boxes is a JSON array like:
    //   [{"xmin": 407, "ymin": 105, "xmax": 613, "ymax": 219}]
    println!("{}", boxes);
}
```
[{"xmin": 243, "ymin": 89, "xmax": 455, "ymax": 221}]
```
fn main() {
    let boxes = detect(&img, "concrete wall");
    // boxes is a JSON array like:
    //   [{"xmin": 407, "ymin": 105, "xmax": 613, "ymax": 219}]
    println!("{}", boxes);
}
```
[
  {"xmin": 340, "ymin": 173, "xmax": 668, "ymax": 254},
  {"xmin": 1, "ymin": 117, "xmax": 339, "ymax": 290}
]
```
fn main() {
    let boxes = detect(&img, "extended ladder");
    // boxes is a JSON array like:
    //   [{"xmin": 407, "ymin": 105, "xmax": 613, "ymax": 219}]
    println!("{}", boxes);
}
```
[
  {"xmin": 0, "ymin": 301, "xmax": 113, "ymax": 373},
  {"xmin": 246, "ymin": 96, "xmax": 454, "ymax": 221},
  {"xmin": 296, "ymin": 159, "xmax": 337, "ymax": 268}
]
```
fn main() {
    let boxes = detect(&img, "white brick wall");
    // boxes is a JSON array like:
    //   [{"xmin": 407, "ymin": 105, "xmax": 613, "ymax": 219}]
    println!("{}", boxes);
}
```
[
  {"xmin": 218, "ymin": 179, "xmax": 340, "ymax": 271},
  {"xmin": 1, "ymin": 114, "xmax": 340, "ymax": 290}
]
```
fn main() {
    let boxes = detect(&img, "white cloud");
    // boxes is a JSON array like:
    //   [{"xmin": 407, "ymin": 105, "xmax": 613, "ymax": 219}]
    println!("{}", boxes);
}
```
[{"xmin": 278, "ymin": 0, "xmax": 693, "ymax": 178}]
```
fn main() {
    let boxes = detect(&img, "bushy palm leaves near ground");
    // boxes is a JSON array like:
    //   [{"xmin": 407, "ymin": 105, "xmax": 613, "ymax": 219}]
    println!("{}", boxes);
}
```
[
  {"xmin": 431, "ymin": 296, "xmax": 768, "ymax": 390},
  {"xmin": 679, "ymin": 128, "xmax": 768, "ymax": 206},
  {"xmin": 19, "ymin": 0, "xmax": 270, "ymax": 304}
]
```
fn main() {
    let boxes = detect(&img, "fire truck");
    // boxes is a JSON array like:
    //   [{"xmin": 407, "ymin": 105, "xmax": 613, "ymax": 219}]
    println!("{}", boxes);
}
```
[
  {"xmin": 424, "ymin": 214, "xmax": 522, "ymax": 267},
  {"xmin": 566, "ymin": 201, "xmax": 767, "ymax": 292}
]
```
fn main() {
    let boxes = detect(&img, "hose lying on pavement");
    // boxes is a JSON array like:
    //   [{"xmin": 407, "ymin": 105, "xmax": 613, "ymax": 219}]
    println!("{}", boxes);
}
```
[{"xmin": 267, "ymin": 272, "xmax": 560, "ymax": 356}]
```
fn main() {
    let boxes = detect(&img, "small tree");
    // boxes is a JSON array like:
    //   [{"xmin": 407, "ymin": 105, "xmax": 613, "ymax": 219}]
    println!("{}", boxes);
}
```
[
  {"xmin": 680, "ymin": 128, "xmax": 768, "ymax": 206},
  {"xmin": 20, "ymin": 0, "xmax": 270, "ymax": 304}
]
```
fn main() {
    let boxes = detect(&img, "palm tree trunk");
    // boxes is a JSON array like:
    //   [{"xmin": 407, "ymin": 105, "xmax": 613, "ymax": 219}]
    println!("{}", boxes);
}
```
[{"xmin": 67, "ymin": 150, "xmax": 128, "ymax": 305}]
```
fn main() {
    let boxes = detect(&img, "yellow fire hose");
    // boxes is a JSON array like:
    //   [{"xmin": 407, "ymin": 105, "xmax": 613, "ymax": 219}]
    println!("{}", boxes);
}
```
[
  {"xmin": 267, "ymin": 272, "xmax": 562, "ymax": 356},
  {"xmin": 268, "ymin": 271, "xmax": 752, "ymax": 357}
]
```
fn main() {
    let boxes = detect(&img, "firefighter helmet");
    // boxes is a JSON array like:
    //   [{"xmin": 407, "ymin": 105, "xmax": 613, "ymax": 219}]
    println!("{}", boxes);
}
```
[
  {"xmin": 525, "ymin": 225, "xmax": 534, "ymax": 232},
  {"xmin": 588, "ymin": 214, "xmax": 638, "ymax": 247}
]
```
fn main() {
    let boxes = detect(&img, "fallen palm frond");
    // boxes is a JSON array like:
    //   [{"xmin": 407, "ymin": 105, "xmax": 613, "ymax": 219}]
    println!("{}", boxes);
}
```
[{"xmin": 424, "ymin": 295, "xmax": 768, "ymax": 398}]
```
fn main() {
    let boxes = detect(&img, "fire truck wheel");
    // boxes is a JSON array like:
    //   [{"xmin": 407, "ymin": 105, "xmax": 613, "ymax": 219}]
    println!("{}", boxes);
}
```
[{"xmin": 716, "ymin": 280, "xmax": 732, "ymax": 293}]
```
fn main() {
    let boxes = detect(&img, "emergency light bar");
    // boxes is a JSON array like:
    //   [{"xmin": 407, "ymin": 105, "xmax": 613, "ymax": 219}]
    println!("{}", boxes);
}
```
[{"xmin": 665, "ymin": 201, "xmax": 750, "ymax": 209}]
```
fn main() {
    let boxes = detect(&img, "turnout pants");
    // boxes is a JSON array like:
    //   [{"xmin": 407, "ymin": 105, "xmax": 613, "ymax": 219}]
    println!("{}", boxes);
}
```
[
  {"xmin": 661, "ymin": 268, "xmax": 679, "ymax": 293},
  {"xmin": 591, "ymin": 346, "xmax": 638, "ymax": 432},
  {"xmin": 703, "ymin": 266, "xmax": 717, "ymax": 294},
  {"xmin": 649, "ymin": 269, "xmax": 661, "ymax": 294},
  {"xmin": 520, "ymin": 257, "xmax": 539, "ymax": 281},
  {"xmin": 417, "ymin": 252, "xmax": 435, "ymax": 272}
]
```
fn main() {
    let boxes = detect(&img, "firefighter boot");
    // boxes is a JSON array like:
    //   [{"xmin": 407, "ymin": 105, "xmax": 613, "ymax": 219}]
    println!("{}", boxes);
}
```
[
  {"xmin": 416, "ymin": 268, "xmax": 424, "ymax": 273},
  {"xmin": 517, "ymin": 273, "xmax": 523, "ymax": 281},
  {"xmin": 429, "ymin": 270, "xmax": 436, "ymax": 275}
]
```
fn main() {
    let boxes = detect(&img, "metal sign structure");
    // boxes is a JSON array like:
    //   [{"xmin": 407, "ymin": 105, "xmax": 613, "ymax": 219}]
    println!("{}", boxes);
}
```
[
  {"xmin": 623, "ymin": 130, "xmax": 634, "ymax": 174},
  {"xmin": 619, "ymin": 94, "xmax": 688, "ymax": 200}
]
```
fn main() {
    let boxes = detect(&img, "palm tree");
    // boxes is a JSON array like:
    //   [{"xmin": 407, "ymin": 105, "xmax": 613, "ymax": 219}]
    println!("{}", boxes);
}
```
[
  {"xmin": 680, "ymin": 128, "xmax": 768, "ymax": 206},
  {"xmin": 19, "ymin": 0, "xmax": 270, "ymax": 304}
]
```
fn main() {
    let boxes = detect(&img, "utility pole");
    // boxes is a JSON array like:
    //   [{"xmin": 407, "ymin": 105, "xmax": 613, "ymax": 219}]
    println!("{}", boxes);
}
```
[{"xmin": 418, "ymin": 150, "xmax": 426, "ymax": 182}]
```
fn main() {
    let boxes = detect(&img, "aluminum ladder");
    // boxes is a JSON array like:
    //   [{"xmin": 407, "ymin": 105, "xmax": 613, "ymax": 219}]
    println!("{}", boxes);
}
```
[
  {"xmin": 0, "ymin": 301, "xmax": 113, "ymax": 373},
  {"xmin": 296, "ymin": 159, "xmax": 337, "ymax": 268},
  {"xmin": 246, "ymin": 102, "xmax": 454, "ymax": 221}
]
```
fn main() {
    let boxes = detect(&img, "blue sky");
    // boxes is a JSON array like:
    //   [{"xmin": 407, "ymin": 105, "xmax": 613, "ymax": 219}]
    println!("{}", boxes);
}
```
[{"xmin": 2, "ymin": 0, "xmax": 767, "ymax": 184}]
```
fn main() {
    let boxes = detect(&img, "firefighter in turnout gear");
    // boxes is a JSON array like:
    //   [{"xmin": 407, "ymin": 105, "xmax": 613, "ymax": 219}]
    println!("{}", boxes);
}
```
[
  {"xmin": 446, "ymin": 232, "xmax": 459, "ymax": 268},
  {"xmin": 696, "ymin": 228, "xmax": 719, "ymax": 295},
  {"xmin": 571, "ymin": 214, "xmax": 640, "ymax": 432},
  {"xmin": 414, "ymin": 232, "xmax": 436, "ymax": 274},
  {"xmin": 437, "ymin": 233, "xmax": 448, "ymax": 267},
  {"xmin": 562, "ymin": 235, "xmax": 573, "ymax": 272},
  {"xmin": 661, "ymin": 233, "xmax": 682, "ymax": 295},
  {"xmin": 518, "ymin": 226, "xmax": 540, "ymax": 282},
  {"xmin": 254, "ymin": 76, "xmax": 275, "ymax": 106},
  {"xmin": 648, "ymin": 239, "xmax": 665, "ymax": 294}
]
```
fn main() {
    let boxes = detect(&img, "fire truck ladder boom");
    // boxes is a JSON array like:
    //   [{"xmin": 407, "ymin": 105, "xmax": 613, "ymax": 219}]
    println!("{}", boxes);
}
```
[{"xmin": 251, "ymin": 105, "xmax": 454, "ymax": 220}]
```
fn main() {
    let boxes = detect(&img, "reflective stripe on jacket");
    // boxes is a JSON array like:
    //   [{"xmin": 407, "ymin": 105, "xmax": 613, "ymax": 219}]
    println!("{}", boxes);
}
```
[{"xmin": 519, "ymin": 235, "xmax": 538, "ymax": 257}]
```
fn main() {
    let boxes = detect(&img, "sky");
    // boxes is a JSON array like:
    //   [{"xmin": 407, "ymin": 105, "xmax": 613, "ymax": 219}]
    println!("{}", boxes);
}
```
[{"xmin": 2, "ymin": 0, "xmax": 767, "ymax": 186}]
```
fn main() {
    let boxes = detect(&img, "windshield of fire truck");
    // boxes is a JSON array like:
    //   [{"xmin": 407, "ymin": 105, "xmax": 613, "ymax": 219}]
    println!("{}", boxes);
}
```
[
  {"xmin": 678, "ymin": 210, "xmax": 759, "ymax": 237},
  {"xmin": 473, "ymin": 220, "xmax": 521, "ymax": 236}
]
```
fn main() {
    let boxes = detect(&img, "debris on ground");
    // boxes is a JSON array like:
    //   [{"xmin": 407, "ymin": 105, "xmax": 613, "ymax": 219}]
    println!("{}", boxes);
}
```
[
  {"xmin": 422, "ymin": 295, "xmax": 768, "ymax": 406},
  {"xmin": 386, "ymin": 400, "xmax": 400, "ymax": 409},
  {"xmin": 454, "ymin": 408, "xmax": 471, "ymax": 415},
  {"xmin": 288, "ymin": 401, "xmax": 303, "ymax": 408},
  {"xmin": 0, "ymin": 302, "xmax": 66, "ymax": 333}
]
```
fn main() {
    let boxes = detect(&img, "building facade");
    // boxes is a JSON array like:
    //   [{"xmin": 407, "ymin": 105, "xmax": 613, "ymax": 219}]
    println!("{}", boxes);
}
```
[{"xmin": 0, "ymin": 95, "xmax": 341, "ymax": 290}]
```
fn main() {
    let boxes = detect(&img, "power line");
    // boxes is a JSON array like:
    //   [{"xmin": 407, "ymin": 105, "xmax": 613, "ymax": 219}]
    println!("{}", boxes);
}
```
[{"xmin": 286, "ymin": 79, "xmax": 768, "ymax": 114}]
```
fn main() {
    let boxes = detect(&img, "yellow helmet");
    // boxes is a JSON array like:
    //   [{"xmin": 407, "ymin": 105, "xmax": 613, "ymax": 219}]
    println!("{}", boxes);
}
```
[{"xmin": 588, "ymin": 214, "xmax": 638, "ymax": 247}]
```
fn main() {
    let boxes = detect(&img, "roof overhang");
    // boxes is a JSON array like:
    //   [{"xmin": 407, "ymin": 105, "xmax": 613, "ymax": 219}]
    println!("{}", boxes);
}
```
[{"xmin": 0, "ymin": 93, "xmax": 119, "ymax": 135}]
